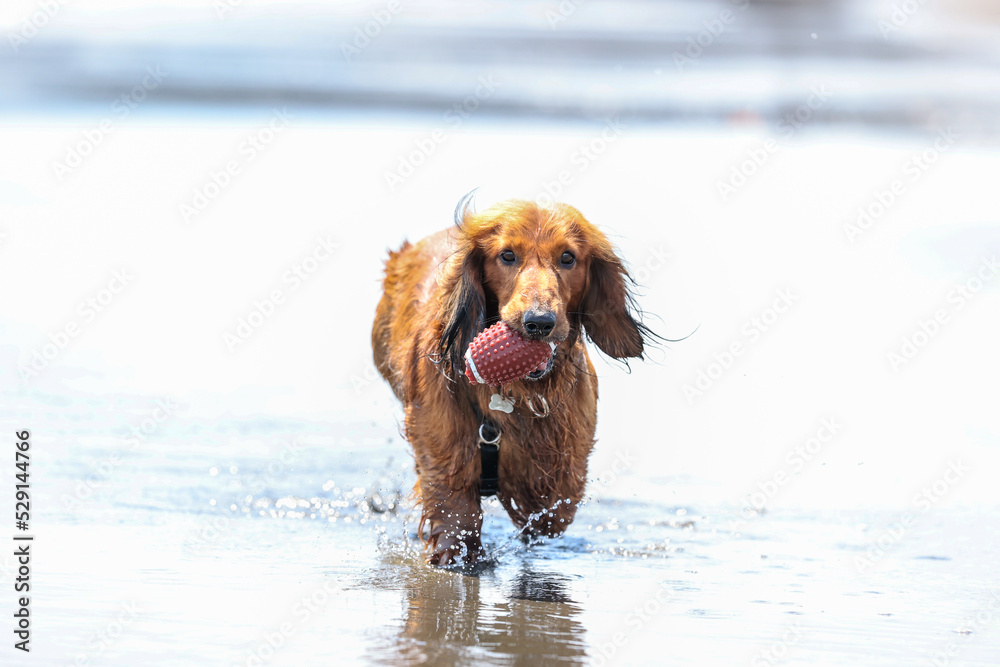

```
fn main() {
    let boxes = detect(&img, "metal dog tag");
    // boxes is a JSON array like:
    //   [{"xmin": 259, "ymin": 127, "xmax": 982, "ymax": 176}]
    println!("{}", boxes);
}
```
[{"xmin": 489, "ymin": 393, "xmax": 515, "ymax": 413}]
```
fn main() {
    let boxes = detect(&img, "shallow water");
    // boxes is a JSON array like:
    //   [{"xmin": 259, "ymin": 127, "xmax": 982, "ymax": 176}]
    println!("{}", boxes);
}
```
[{"xmin": 11, "ymin": 410, "xmax": 998, "ymax": 667}]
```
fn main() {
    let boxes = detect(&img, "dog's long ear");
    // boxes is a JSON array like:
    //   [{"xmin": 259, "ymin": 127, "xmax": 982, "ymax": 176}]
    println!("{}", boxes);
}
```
[
  {"xmin": 578, "ymin": 249, "xmax": 652, "ymax": 360},
  {"xmin": 440, "ymin": 248, "xmax": 486, "ymax": 370},
  {"xmin": 440, "ymin": 192, "xmax": 486, "ymax": 370}
]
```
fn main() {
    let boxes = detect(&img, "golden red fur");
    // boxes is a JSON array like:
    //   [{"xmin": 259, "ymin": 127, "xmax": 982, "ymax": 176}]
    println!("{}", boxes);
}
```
[{"xmin": 372, "ymin": 196, "xmax": 655, "ymax": 565}]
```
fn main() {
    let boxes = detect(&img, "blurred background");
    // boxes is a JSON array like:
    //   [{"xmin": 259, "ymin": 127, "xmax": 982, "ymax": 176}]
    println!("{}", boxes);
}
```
[
  {"xmin": 3, "ymin": 0, "xmax": 1000, "ymax": 129},
  {"xmin": 2, "ymin": 1, "xmax": 1000, "ymax": 665}
]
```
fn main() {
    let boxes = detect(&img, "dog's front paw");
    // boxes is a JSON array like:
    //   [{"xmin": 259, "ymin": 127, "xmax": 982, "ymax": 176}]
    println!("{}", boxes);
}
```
[{"xmin": 426, "ymin": 533, "xmax": 483, "ymax": 567}]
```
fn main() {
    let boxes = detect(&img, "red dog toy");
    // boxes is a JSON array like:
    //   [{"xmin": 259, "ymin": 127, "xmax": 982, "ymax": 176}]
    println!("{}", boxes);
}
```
[{"xmin": 464, "ymin": 322, "xmax": 553, "ymax": 386}]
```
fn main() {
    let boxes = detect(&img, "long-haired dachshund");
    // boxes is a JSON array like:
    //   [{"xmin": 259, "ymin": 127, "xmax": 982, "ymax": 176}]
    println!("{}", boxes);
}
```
[{"xmin": 372, "ymin": 195, "xmax": 656, "ymax": 565}]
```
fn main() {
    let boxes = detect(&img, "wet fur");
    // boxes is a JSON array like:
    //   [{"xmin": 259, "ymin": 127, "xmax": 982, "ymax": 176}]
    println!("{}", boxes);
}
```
[{"xmin": 372, "ymin": 196, "xmax": 654, "ymax": 565}]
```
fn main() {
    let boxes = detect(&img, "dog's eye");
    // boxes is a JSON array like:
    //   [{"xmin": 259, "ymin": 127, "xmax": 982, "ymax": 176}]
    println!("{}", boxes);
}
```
[
  {"xmin": 500, "ymin": 250, "xmax": 517, "ymax": 264},
  {"xmin": 560, "ymin": 251, "xmax": 576, "ymax": 267}
]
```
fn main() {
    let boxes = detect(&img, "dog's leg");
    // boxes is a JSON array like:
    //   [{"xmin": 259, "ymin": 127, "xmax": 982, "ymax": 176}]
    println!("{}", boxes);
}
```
[
  {"xmin": 504, "ymin": 466, "xmax": 587, "ymax": 539},
  {"xmin": 408, "ymin": 409, "xmax": 484, "ymax": 566},
  {"xmin": 521, "ymin": 497, "xmax": 580, "ymax": 538},
  {"xmin": 419, "ymin": 483, "xmax": 484, "ymax": 566}
]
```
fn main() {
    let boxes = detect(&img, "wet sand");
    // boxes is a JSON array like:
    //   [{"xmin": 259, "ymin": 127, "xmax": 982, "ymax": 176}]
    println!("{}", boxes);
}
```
[{"xmin": 11, "ymin": 426, "xmax": 999, "ymax": 666}]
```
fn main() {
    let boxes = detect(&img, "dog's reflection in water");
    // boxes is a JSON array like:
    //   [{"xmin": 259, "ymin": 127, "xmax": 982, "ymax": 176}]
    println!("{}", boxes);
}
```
[{"xmin": 373, "ymin": 561, "xmax": 587, "ymax": 665}]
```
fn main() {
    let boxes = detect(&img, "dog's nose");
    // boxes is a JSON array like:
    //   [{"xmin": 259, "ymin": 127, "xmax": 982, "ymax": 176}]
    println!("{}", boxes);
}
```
[{"xmin": 523, "ymin": 310, "xmax": 557, "ymax": 338}]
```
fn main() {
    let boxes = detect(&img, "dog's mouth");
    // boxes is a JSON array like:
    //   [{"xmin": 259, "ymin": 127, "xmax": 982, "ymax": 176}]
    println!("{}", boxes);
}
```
[{"xmin": 525, "ymin": 342, "xmax": 557, "ymax": 381}]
